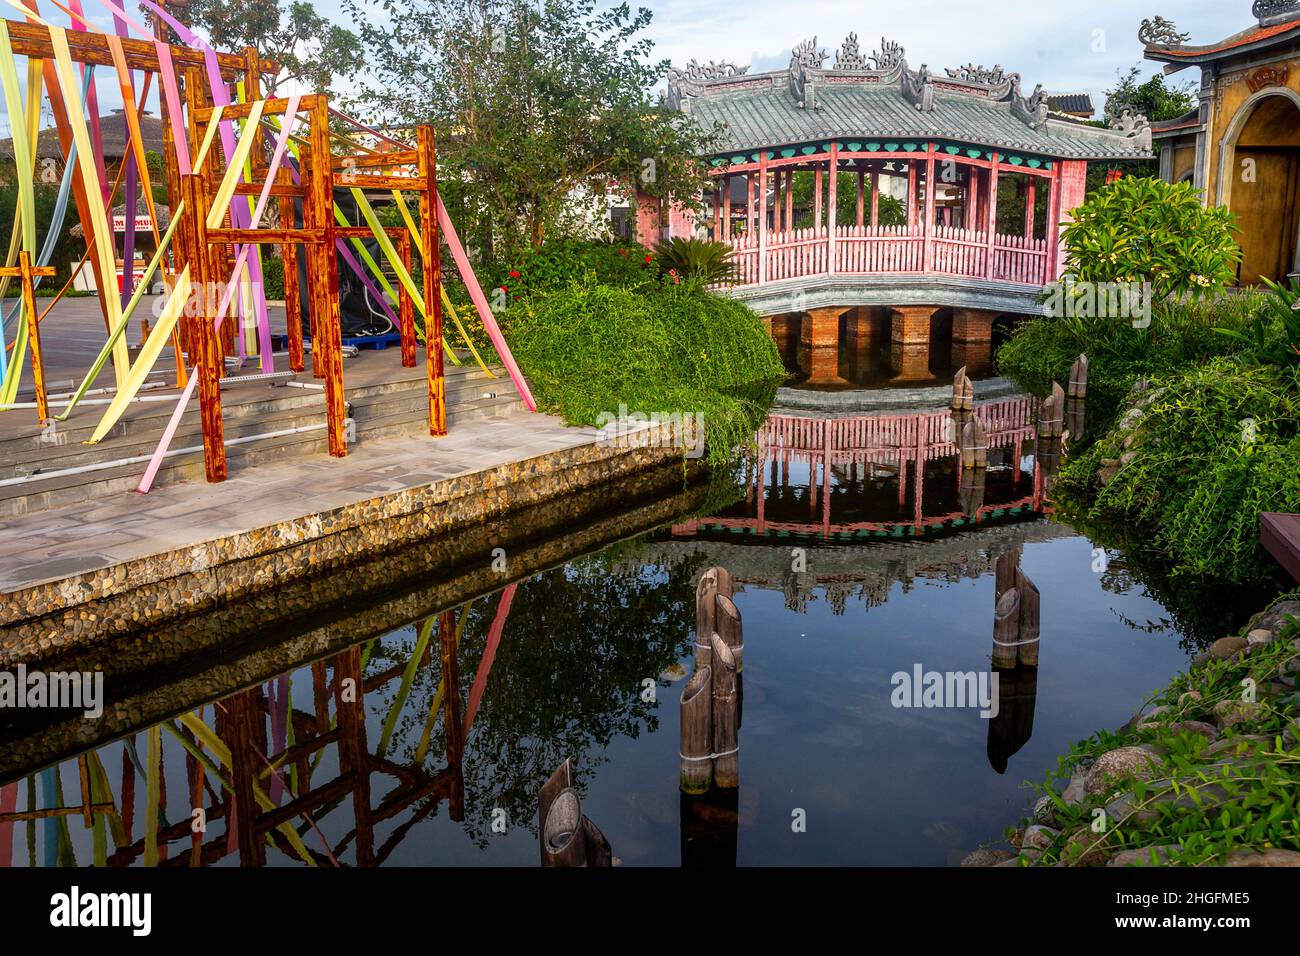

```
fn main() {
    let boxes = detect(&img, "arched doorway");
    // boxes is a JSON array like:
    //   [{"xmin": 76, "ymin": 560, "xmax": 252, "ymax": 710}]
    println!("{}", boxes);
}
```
[{"xmin": 1220, "ymin": 91, "xmax": 1300, "ymax": 285}]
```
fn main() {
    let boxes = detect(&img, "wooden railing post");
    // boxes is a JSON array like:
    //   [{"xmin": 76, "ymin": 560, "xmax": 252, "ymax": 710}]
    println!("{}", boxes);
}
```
[
  {"xmin": 397, "ymin": 231, "xmax": 417, "ymax": 368},
  {"xmin": 308, "ymin": 95, "xmax": 348, "ymax": 457},
  {"xmin": 827, "ymin": 141, "xmax": 838, "ymax": 275},
  {"xmin": 417, "ymin": 125, "xmax": 447, "ymax": 436},
  {"xmin": 182, "ymin": 173, "xmax": 226, "ymax": 482}
]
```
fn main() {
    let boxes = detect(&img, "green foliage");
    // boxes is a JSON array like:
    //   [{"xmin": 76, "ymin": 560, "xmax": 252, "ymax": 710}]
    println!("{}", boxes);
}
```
[
  {"xmin": 788, "ymin": 170, "xmax": 907, "ymax": 229},
  {"xmin": 345, "ymin": 0, "xmax": 719, "ymax": 269},
  {"xmin": 0, "ymin": 182, "xmax": 83, "ymax": 287},
  {"xmin": 260, "ymin": 252, "xmax": 285, "ymax": 301},
  {"xmin": 498, "ymin": 280, "xmax": 784, "ymax": 466},
  {"xmin": 1215, "ymin": 277, "xmax": 1300, "ymax": 370},
  {"xmin": 1105, "ymin": 65, "xmax": 1197, "ymax": 124},
  {"xmin": 173, "ymin": 0, "xmax": 364, "ymax": 95},
  {"xmin": 997, "ymin": 292, "xmax": 1269, "ymax": 436},
  {"xmin": 493, "ymin": 238, "xmax": 655, "ymax": 298},
  {"xmin": 653, "ymin": 237, "xmax": 736, "ymax": 285},
  {"xmin": 1056, "ymin": 359, "xmax": 1300, "ymax": 585},
  {"xmin": 1062, "ymin": 177, "xmax": 1242, "ymax": 300},
  {"xmin": 1017, "ymin": 617, "xmax": 1300, "ymax": 866}
]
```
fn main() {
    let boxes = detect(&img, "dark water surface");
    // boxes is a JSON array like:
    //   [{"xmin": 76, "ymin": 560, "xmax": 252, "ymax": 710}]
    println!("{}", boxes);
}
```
[{"xmin": 0, "ymin": 404, "xmax": 1230, "ymax": 867}]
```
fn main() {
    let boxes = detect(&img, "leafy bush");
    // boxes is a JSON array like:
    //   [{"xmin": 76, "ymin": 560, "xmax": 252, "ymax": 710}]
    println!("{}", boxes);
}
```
[
  {"xmin": 260, "ymin": 252, "xmax": 285, "ymax": 301},
  {"xmin": 997, "ymin": 291, "xmax": 1269, "ymax": 436},
  {"xmin": 653, "ymin": 237, "xmax": 737, "ymax": 285},
  {"xmin": 1061, "ymin": 177, "xmax": 1241, "ymax": 300},
  {"xmin": 1215, "ymin": 277, "xmax": 1300, "ymax": 370},
  {"xmin": 499, "ymin": 279, "xmax": 784, "ymax": 465},
  {"xmin": 493, "ymin": 239, "xmax": 655, "ymax": 299},
  {"xmin": 1054, "ymin": 358, "xmax": 1300, "ymax": 585}
]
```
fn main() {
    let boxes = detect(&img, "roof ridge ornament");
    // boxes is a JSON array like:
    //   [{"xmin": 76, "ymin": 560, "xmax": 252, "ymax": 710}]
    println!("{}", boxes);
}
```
[
  {"xmin": 834, "ymin": 32, "xmax": 868, "ymax": 70},
  {"xmin": 1138, "ymin": 16, "xmax": 1190, "ymax": 47},
  {"xmin": 1011, "ymin": 83, "xmax": 1051, "ymax": 131},
  {"xmin": 1254, "ymin": 1, "xmax": 1300, "ymax": 26},
  {"xmin": 945, "ymin": 63, "xmax": 1007, "ymax": 85},
  {"xmin": 788, "ymin": 37, "xmax": 828, "ymax": 109},
  {"xmin": 1104, "ymin": 99, "xmax": 1153, "ymax": 148},
  {"xmin": 665, "ymin": 60, "xmax": 750, "ymax": 111},
  {"xmin": 871, "ymin": 37, "xmax": 905, "ymax": 72},
  {"xmin": 901, "ymin": 64, "xmax": 935, "ymax": 112}
]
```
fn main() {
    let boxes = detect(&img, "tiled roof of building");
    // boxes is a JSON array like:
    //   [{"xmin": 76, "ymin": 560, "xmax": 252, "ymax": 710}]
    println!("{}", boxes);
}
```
[
  {"xmin": 1046, "ymin": 92, "xmax": 1094, "ymax": 116},
  {"xmin": 1143, "ymin": 5, "xmax": 1300, "ymax": 64},
  {"xmin": 678, "ymin": 68, "xmax": 1150, "ymax": 162}
]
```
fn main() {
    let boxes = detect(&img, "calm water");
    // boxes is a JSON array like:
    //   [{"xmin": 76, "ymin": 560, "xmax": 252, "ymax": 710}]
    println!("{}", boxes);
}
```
[{"xmin": 0, "ymin": 402, "xmax": 1229, "ymax": 867}]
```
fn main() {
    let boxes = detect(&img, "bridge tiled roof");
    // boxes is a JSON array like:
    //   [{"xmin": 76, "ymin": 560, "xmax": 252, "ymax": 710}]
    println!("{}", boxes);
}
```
[{"xmin": 673, "ymin": 49, "xmax": 1151, "ymax": 163}]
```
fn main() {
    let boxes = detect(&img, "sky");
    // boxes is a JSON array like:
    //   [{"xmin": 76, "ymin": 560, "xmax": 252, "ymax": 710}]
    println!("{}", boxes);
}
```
[{"xmin": 0, "ymin": 0, "xmax": 1262, "ymax": 134}]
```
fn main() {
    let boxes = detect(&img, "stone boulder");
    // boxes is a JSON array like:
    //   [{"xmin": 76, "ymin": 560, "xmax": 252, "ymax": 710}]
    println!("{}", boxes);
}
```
[{"xmin": 1085, "ymin": 746, "xmax": 1161, "ymax": 796}]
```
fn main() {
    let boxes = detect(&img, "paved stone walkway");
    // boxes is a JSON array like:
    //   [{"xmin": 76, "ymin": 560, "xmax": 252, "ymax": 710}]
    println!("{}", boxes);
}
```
[{"xmin": 0, "ymin": 413, "xmax": 596, "ymax": 595}]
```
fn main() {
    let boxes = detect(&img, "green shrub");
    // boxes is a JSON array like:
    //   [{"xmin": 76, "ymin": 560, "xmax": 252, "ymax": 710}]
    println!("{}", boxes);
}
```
[
  {"xmin": 260, "ymin": 252, "xmax": 285, "ymax": 301},
  {"xmin": 500, "ymin": 279, "xmax": 784, "ymax": 466},
  {"xmin": 653, "ymin": 237, "xmax": 737, "ymax": 285},
  {"xmin": 1054, "ymin": 358, "xmax": 1300, "ymax": 585},
  {"xmin": 493, "ymin": 239, "xmax": 655, "ymax": 298},
  {"xmin": 997, "ymin": 292, "xmax": 1269, "ymax": 436},
  {"xmin": 1062, "ymin": 176, "xmax": 1241, "ymax": 300}
]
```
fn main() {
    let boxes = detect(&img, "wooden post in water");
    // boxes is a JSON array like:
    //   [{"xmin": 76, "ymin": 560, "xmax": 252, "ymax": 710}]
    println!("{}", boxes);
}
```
[
  {"xmin": 951, "ymin": 366, "xmax": 974, "ymax": 413},
  {"xmin": 960, "ymin": 416, "xmax": 988, "ymax": 471},
  {"xmin": 679, "ymin": 666, "xmax": 713, "ymax": 794},
  {"xmin": 1037, "ymin": 382, "xmax": 1065, "ymax": 439},
  {"xmin": 715, "ymin": 593, "xmax": 743, "ymax": 673},
  {"xmin": 1068, "ymin": 354, "xmax": 1089, "ymax": 399},
  {"xmin": 1015, "ymin": 569, "xmax": 1042, "ymax": 667},
  {"xmin": 695, "ymin": 567, "xmax": 733, "ymax": 668},
  {"xmin": 992, "ymin": 588, "xmax": 1021, "ymax": 669},
  {"xmin": 959, "ymin": 467, "xmax": 986, "ymax": 518},
  {"xmin": 710, "ymin": 634, "xmax": 739, "ymax": 789},
  {"xmin": 538, "ymin": 759, "xmax": 613, "ymax": 867}
]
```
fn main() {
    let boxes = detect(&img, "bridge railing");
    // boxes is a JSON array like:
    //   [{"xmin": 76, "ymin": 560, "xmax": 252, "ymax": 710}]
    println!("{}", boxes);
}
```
[{"xmin": 722, "ymin": 226, "xmax": 1050, "ymax": 289}]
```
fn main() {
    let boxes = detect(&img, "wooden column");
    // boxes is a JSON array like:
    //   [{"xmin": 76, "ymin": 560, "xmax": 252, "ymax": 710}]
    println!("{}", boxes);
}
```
[
  {"xmin": 746, "ymin": 173, "xmax": 755, "ymax": 235},
  {"xmin": 417, "ymin": 125, "xmax": 447, "ymax": 436},
  {"xmin": 906, "ymin": 160, "xmax": 918, "ymax": 229},
  {"xmin": 757, "ymin": 151, "xmax": 768, "ymax": 284},
  {"xmin": 773, "ymin": 166, "xmax": 783, "ymax": 233},
  {"xmin": 855, "ymin": 168, "xmax": 864, "ymax": 227},
  {"xmin": 985, "ymin": 153, "xmax": 1001, "ymax": 280},
  {"xmin": 398, "ymin": 231, "xmax": 417, "ymax": 368},
  {"xmin": 784, "ymin": 168, "xmax": 794, "ymax": 228},
  {"xmin": 871, "ymin": 168, "xmax": 880, "ymax": 228},
  {"xmin": 308, "ymin": 97, "xmax": 348, "ymax": 457},
  {"xmin": 713, "ymin": 183, "xmax": 723, "ymax": 238},
  {"xmin": 814, "ymin": 166, "xmax": 823, "ymax": 231},
  {"xmin": 922, "ymin": 144, "xmax": 936, "ymax": 272},
  {"xmin": 722, "ymin": 174, "xmax": 732, "ymax": 240},
  {"xmin": 439, "ymin": 610, "xmax": 466, "ymax": 821},
  {"xmin": 298, "ymin": 146, "xmax": 322, "ymax": 379},
  {"xmin": 1024, "ymin": 179, "xmax": 1036, "ymax": 239},
  {"xmin": 1046, "ymin": 165, "xmax": 1062, "ymax": 282},
  {"xmin": 183, "ymin": 173, "xmax": 227, "ymax": 482},
  {"xmin": 827, "ymin": 142, "xmax": 838, "ymax": 273}
]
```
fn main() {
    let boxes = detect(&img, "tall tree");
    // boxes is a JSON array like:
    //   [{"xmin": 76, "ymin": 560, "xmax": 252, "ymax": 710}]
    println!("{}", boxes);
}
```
[
  {"xmin": 169, "ymin": 0, "xmax": 365, "ymax": 95},
  {"xmin": 1104, "ymin": 65, "xmax": 1195, "ymax": 124},
  {"xmin": 342, "ymin": 0, "xmax": 719, "ymax": 268}
]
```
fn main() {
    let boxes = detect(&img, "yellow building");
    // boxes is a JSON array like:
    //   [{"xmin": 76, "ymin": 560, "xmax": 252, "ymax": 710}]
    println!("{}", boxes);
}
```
[{"xmin": 1144, "ymin": 2, "xmax": 1300, "ymax": 284}]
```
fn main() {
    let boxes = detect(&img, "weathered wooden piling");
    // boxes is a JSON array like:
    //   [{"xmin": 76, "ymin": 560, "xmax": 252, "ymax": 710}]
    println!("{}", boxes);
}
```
[
  {"xmin": 1037, "ymin": 383, "xmax": 1065, "ymax": 439},
  {"xmin": 709, "ymin": 633, "xmax": 740, "ymax": 789},
  {"xmin": 992, "ymin": 587, "xmax": 1021, "ymax": 669},
  {"xmin": 1015, "ymin": 569, "xmax": 1042, "ymax": 667},
  {"xmin": 959, "ymin": 467, "xmax": 985, "ymax": 517},
  {"xmin": 715, "ymin": 593, "xmax": 743, "ymax": 673},
  {"xmin": 951, "ymin": 366, "xmax": 974, "ymax": 413},
  {"xmin": 960, "ymin": 416, "xmax": 988, "ymax": 471},
  {"xmin": 1068, "ymin": 354, "xmax": 1089, "ymax": 399},
  {"xmin": 679, "ymin": 666, "xmax": 714, "ymax": 794},
  {"xmin": 1066, "ymin": 397, "xmax": 1086, "ymax": 444},
  {"xmin": 538, "ymin": 759, "xmax": 612, "ymax": 867},
  {"xmin": 695, "ymin": 567, "xmax": 733, "ymax": 668},
  {"xmin": 995, "ymin": 550, "xmax": 1019, "ymax": 599}
]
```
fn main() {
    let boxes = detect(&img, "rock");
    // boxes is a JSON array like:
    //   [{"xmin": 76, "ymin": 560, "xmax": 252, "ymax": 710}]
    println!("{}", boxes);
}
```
[
  {"xmin": 1212, "ymin": 698, "xmax": 1264, "ymax": 729},
  {"xmin": 1032, "ymin": 794, "xmax": 1057, "ymax": 826},
  {"xmin": 1085, "ymin": 746, "xmax": 1161, "ymax": 796},
  {"xmin": 1061, "ymin": 769, "xmax": 1088, "ymax": 805},
  {"xmin": 1108, "ymin": 845, "xmax": 1180, "ymax": 867},
  {"xmin": 1167, "ymin": 720, "xmax": 1219, "ymax": 740},
  {"xmin": 1022, "ymin": 825, "xmax": 1060, "ymax": 850},
  {"xmin": 1246, "ymin": 600, "xmax": 1300, "ymax": 638},
  {"xmin": 1063, "ymin": 827, "xmax": 1110, "ymax": 866},
  {"xmin": 1246, "ymin": 628, "xmax": 1274, "ymax": 647},
  {"xmin": 1178, "ymin": 690, "xmax": 1202, "ymax": 706},
  {"xmin": 659, "ymin": 663, "xmax": 687, "ymax": 682},
  {"xmin": 1208, "ymin": 636, "xmax": 1249, "ymax": 661},
  {"xmin": 1222, "ymin": 849, "xmax": 1300, "ymax": 867},
  {"xmin": 994, "ymin": 855, "xmax": 1029, "ymax": 868},
  {"xmin": 960, "ymin": 847, "xmax": 1015, "ymax": 867}
]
